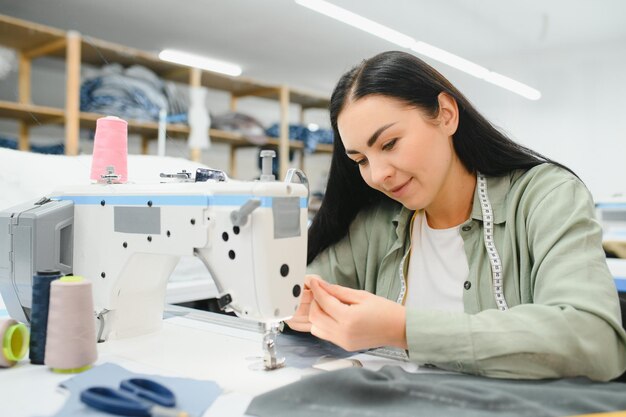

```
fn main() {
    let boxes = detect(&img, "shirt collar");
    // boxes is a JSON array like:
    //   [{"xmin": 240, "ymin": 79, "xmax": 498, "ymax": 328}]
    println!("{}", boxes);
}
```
[
  {"xmin": 470, "ymin": 172, "xmax": 512, "ymax": 224},
  {"xmin": 392, "ymin": 205, "xmax": 414, "ymax": 238},
  {"xmin": 389, "ymin": 171, "xmax": 514, "ymax": 230}
]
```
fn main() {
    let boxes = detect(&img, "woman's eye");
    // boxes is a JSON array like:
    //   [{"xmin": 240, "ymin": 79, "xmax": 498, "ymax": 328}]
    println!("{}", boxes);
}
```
[
  {"xmin": 382, "ymin": 138, "xmax": 398, "ymax": 151},
  {"xmin": 355, "ymin": 158, "xmax": 368, "ymax": 166}
]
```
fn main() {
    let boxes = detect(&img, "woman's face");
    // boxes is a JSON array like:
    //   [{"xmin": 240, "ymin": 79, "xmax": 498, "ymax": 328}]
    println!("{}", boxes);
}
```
[{"xmin": 337, "ymin": 94, "xmax": 458, "ymax": 211}]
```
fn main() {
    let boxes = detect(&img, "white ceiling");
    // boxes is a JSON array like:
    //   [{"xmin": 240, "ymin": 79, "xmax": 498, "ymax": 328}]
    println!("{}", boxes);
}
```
[{"xmin": 1, "ymin": 0, "xmax": 625, "ymax": 95}]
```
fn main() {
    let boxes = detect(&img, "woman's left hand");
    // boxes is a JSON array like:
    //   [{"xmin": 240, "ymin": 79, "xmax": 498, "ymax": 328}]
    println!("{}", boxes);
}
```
[{"xmin": 308, "ymin": 278, "xmax": 407, "ymax": 351}]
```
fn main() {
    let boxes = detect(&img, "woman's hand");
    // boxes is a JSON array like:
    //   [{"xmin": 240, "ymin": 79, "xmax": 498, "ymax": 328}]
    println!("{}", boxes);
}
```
[
  {"xmin": 308, "ymin": 278, "xmax": 407, "ymax": 351},
  {"xmin": 284, "ymin": 274, "xmax": 323, "ymax": 332}
]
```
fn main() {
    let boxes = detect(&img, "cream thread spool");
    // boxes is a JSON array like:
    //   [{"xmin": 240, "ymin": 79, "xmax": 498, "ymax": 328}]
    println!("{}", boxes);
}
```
[
  {"xmin": 44, "ymin": 276, "xmax": 98, "ymax": 373},
  {"xmin": 90, "ymin": 115, "xmax": 128, "ymax": 183},
  {"xmin": 0, "ymin": 319, "xmax": 29, "ymax": 368}
]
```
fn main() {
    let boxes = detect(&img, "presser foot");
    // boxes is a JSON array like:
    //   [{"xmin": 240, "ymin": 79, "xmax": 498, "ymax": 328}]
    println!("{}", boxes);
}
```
[{"xmin": 262, "ymin": 322, "xmax": 285, "ymax": 371}]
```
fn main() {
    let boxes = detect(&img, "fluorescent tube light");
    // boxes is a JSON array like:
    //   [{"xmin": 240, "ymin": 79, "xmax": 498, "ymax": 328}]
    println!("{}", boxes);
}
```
[
  {"xmin": 412, "ymin": 42, "xmax": 541, "ymax": 100},
  {"xmin": 410, "ymin": 42, "xmax": 489, "ymax": 79},
  {"xmin": 295, "ymin": 0, "xmax": 541, "ymax": 100},
  {"xmin": 482, "ymin": 71, "xmax": 542, "ymax": 100},
  {"xmin": 159, "ymin": 49, "xmax": 242, "ymax": 77},
  {"xmin": 295, "ymin": 0, "xmax": 414, "ymax": 48}
]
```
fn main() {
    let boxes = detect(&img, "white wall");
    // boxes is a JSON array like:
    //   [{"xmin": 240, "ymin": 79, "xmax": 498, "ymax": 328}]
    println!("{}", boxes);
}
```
[{"xmin": 449, "ymin": 40, "xmax": 626, "ymax": 201}]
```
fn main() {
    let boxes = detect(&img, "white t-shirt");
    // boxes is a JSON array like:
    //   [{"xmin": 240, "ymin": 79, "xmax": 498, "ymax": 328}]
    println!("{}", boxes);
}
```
[{"xmin": 405, "ymin": 211, "xmax": 469, "ymax": 312}]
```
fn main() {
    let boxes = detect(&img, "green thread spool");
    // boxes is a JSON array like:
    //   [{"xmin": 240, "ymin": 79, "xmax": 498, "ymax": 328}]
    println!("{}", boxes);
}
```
[{"xmin": 0, "ymin": 319, "xmax": 29, "ymax": 367}]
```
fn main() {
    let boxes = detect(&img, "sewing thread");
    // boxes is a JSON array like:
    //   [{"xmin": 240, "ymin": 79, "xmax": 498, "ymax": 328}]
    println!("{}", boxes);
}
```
[
  {"xmin": 29, "ymin": 270, "xmax": 62, "ymax": 364},
  {"xmin": 44, "ymin": 276, "xmax": 98, "ymax": 373},
  {"xmin": 90, "ymin": 116, "xmax": 128, "ymax": 183},
  {"xmin": 0, "ymin": 319, "xmax": 29, "ymax": 368}
]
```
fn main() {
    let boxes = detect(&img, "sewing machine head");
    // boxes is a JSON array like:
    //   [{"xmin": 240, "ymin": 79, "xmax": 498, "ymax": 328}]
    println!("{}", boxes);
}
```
[{"xmin": 0, "ymin": 164, "xmax": 308, "ymax": 356}]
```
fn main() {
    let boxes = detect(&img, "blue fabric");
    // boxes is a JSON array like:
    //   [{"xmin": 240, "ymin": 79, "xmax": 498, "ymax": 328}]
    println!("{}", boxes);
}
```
[
  {"xmin": 80, "ymin": 64, "xmax": 171, "ymax": 122},
  {"xmin": 49, "ymin": 362, "xmax": 221, "ymax": 417},
  {"xmin": 0, "ymin": 136, "xmax": 64, "ymax": 154},
  {"xmin": 265, "ymin": 124, "xmax": 333, "ymax": 153}
]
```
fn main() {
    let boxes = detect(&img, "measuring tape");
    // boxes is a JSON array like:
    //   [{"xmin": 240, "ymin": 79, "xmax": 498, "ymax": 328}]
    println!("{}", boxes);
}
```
[{"xmin": 477, "ymin": 173, "xmax": 509, "ymax": 311}]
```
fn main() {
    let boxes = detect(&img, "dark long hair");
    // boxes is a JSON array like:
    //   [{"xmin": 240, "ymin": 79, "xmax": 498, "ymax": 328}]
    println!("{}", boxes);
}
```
[{"xmin": 308, "ymin": 51, "xmax": 566, "ymax": 264}]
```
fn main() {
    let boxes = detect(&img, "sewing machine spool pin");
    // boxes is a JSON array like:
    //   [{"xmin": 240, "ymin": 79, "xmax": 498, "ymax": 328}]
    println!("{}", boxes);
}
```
[
  {"xmin": 100, "ymin": 166, "xmax": 121, "ymax": 184},
  {"xmin": 259, "ymin": 150, "xmax": 276, "ymax": 182}
]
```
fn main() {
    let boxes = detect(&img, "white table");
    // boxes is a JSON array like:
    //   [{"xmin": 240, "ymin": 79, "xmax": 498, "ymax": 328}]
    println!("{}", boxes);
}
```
[
  {"xmin": 0, "ymin": 305, "xmax": 414, "ymax": 417},
  {"xmin": 2, "ymin": 260, "xmax": 625, "ymax": 417}
]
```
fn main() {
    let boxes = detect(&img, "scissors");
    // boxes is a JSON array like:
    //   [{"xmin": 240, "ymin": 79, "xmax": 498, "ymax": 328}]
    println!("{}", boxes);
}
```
[{"xmin": 79, "ymin": 378, "xmax": 190, "ymax": 417}]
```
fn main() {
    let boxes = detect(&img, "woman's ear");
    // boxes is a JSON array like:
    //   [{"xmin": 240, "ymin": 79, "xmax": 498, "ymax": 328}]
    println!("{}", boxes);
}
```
[{"xmin": 437, "ymin": 92, "xmax": 459, "ymax": 136}]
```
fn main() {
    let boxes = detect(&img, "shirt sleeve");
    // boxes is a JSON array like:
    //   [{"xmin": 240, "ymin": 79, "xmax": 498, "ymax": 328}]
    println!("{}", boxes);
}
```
[
  {"xmin": 405, "ymin": 176, "xmax": 626, "ymax": 381},
  {"xmin": 307, "ymin": 202, "xmax": 401, "ymax": 293},
  {"xmin": 306, "ymin": 229, "xmax": 361, "ymax": 289}
]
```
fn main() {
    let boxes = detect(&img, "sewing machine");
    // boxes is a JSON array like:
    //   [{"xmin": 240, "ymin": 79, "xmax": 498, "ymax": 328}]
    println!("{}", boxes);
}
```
[{"xmin": 0, "ymin": 156, "xmax": 308, "ymax": 369}]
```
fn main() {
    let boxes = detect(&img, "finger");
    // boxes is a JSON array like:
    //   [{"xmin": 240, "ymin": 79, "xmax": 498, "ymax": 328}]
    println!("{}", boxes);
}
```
[
  {"xmin": 289, "ymin": 316, "xmax": 311, "ymax": 325},
  {"xmin": 308, "ymin": 297, "xmax": 339, "ymax": 330},
  {"xmin": 289, "ymin": 305, "xmax": 311, "ymax": 323},
  {"xmin": 299, "ymin": 288, "xmax": 313, "ymax": 304},
  {"xmin": 310, "ymin": 323, "xmax": 332, "ymax": 342},
  {"xmin": 310, "ymin": 279, "xmax": 349, "ymax": 318},
  {"xmin": 318, "ymin": 281, "xmax": 363, "ymax": 305},
  {"xmin": 285, "ymin": 320, "xmax": 311, "ymax": 332},
  {"xmin": 305, "ymin": 274, "xmax": 325, "ymax": 289}
]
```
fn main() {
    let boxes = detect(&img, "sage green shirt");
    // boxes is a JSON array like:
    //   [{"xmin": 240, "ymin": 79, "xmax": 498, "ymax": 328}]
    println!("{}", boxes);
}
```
[{"xmin": 307, "ymin": 164, "xmax": 626, "ymax": 381}]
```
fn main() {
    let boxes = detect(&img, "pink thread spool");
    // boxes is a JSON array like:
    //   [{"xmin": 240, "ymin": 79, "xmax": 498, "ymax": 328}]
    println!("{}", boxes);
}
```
[
  {"xmin": 90, "ymin": 116, "xmax": 128, "ymax": 183},
  {"xmin": 44, "ymin": 276, "xmax": 98, "ymax": 373}
]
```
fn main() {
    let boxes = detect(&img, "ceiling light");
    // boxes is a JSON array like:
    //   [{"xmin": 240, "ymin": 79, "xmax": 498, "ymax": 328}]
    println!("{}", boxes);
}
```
[
  {"xmin": 159, "ymin": 49, "xmax": 242, "ymax": 77},
  {"xmin": 482, "ymin": 71, "xmax": 542, "ymax": 100},
  {"xmin": 295, "ymin": 0, "xmax": 414, "ymax": 47},
  {"xmin": 295, "ymin": 0, "xmax": 541, "ymax": 100},
  {"xmin": 410, "ymin": 42, "xmax": 489, "ymax": 79}
]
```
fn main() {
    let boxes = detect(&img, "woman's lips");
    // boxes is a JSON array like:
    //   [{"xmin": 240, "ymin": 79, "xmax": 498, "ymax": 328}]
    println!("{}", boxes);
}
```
[{"xmin": 389, "ymin": 179, "xmax": 411, "ymax": 197}]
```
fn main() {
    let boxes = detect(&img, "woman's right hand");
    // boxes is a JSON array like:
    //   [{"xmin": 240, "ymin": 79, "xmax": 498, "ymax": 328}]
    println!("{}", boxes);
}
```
[{"xmin": 284, "ymin": 274, "xmax": 324, "ymax": 332}]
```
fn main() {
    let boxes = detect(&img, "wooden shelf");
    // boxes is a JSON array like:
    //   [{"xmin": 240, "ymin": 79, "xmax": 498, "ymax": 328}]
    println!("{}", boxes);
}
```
[
  {"xmin": 0, "ymin": 13, "xmax": 332, "ymax": 177},
  {"xmin": 0, "ymin": 101, "xmax": 334, "ymax": 154},
  {"xmin": 0, "ymin": 14, "xmax": 65, "ymax": 54},
  {"xmin": 75, "ymin": 37, "xmax": 330, "ymax": 110},
  {"xmin": 0, "ymin": 100, "xmax": 65, "ymax": 124}
]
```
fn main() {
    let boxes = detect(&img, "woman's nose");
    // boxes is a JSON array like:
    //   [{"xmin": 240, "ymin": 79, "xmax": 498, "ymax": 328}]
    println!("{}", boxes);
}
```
[{"xmin": 368, "ymin": 158, "xmax": 393, "ymax": 187}]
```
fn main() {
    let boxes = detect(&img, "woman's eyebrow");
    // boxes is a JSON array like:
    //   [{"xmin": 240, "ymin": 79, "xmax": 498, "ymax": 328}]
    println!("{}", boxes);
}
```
[{"xmin": 345, "ymin": 122, "xmax": 397, "ymax": 154}]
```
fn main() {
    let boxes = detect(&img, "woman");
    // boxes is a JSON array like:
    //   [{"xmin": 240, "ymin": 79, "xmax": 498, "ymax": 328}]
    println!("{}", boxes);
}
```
[{"xmin": 286, "ymin": 51, "xmax": 626, "ymax": 381}]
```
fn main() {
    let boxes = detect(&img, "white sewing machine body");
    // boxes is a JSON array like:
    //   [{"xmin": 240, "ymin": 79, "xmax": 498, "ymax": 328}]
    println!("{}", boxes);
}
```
[{"xmin": 0, "ymin": 174, "xmax": 308, "ymax": 343}]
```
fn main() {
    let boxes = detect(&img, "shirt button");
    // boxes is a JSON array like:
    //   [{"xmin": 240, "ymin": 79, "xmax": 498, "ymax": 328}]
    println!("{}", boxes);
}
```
[
  {"xmin": 464, "ymin": 281, "xmax": 471, "ymax": 290},
  {"xmin": 461, "ymin": 225, "xmax": 472, "ymax": 232}
]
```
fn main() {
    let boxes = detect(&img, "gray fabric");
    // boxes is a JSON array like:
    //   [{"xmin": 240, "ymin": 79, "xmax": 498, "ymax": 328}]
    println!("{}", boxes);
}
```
[
  {"xmin": 277, "ymin": 329, "xmax": 362, "ymax": 368},
  {"xmin": 49, "ymin": 362, "xmax": 221, "ymax": 417},
  {"xmin": 246, "ymin": 366, "xmax": 626, "ymax": 417}
]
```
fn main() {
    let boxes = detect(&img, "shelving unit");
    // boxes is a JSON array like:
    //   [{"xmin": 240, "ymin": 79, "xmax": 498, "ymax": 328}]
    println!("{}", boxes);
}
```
[{"xmin": 0, "ymin": 14, "xmax": 332, "ymax": 178}]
